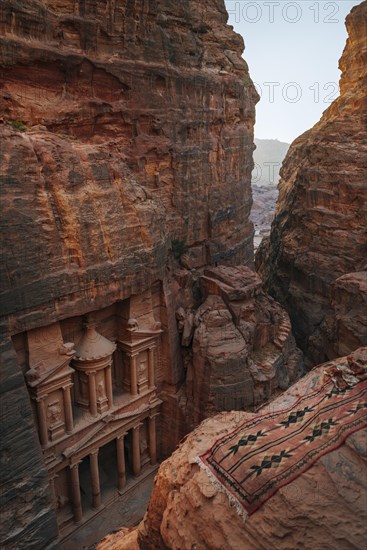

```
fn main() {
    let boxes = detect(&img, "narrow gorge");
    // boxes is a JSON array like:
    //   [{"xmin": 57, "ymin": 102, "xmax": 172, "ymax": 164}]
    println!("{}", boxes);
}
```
[
  {"xmin": 0, "ymin": 1, "xmax": 366, "ymax": 549},
  {"xmin": 256, "ymin": 0, "xmax": 367, "ymax": 366}
]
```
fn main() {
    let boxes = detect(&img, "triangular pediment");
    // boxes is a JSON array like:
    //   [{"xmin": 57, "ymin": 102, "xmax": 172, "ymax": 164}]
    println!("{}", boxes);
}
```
[
  {"xmin": 119, "ymin": 328, "xmax": 162, "ymax": 347},
  {"xmin": 26, "ymin": 356, "xmax": 74, "ymax": 388},
  {"xmin": 62, "ymin": 406, "xmax": 147, "ymax": 457},
  {"xmin": 62, "ymin": 401, "xmax": 161, "ymax": 457}
]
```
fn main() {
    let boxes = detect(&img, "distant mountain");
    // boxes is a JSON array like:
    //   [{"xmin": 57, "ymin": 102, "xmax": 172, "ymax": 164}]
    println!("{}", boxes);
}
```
[{"xmin": 252, "ymin": 138, "xmax": 290, "ymax": 186}]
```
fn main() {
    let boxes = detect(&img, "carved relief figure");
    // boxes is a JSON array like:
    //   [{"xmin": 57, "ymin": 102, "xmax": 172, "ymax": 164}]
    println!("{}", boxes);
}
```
[
  {"xmin": 97, "ymin": 380, "xmax": 106, "ymax": 399},
  {"xmin": 47, "ymin": 400, "xmax": 62, "ymax": 425},
  {"xmin": 138, "ymin": 351, "xmax": 148, "ymax": 378}
]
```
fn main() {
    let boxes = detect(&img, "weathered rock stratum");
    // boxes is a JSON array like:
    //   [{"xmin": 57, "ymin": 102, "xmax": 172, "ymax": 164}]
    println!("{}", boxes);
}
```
[
  {"xmin": 97, "ymin": 348, "xmax": 367, "ymax": 550},
  {"xmin": 0, "ymin": 1, "xmax": 261, "ymax": 547},
  {"xmin": 256, "ymin": 0, "xmax": 367, "ymax": 367},
  {"xmin": 0, "ymin": 0, "xmax": 259, "ymax": 337}
]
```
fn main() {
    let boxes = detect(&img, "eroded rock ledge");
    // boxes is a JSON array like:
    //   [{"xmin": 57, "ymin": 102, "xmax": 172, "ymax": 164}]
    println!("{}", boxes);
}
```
[{"xmin": 98, "ymin": 348, "xmax": 367, "ymax": 550}]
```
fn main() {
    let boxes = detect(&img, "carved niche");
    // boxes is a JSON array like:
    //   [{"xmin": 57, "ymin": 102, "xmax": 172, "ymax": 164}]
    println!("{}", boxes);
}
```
[
  {"xmin": 25, "ymin": 323, "xmax": 76, "ymax": 446},
  {"xmin": 117, "ymin": 318, "xmax": 161, "ymax": 396}
]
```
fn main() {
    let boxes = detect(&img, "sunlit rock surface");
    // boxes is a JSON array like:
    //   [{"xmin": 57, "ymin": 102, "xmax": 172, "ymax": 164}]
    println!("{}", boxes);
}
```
[{"xmin": 97, "ymin": 349, "xmax": 367, "ymax": 550}]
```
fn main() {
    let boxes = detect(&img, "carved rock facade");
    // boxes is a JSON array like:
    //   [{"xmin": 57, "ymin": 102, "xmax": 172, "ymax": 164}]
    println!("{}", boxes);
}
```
[
  {"xmin": 0, "ymin": 0, "xmax": 262, "ymax": 546},
  {"xmin": 12, "ymin": 294, "xmax": 162, "ymax": 541}
]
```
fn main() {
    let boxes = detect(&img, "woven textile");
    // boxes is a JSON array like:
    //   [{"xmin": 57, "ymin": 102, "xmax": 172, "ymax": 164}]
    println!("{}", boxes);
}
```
[{"xmin": 197, "ymin": 379, "xmax": 367, "ymax": 516}]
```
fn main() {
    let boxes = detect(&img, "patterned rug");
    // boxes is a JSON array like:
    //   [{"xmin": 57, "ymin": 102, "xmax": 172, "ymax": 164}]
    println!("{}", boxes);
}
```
[{"xmin": 195, "ymin": 378, "xmax": 367, "ymax": 516}]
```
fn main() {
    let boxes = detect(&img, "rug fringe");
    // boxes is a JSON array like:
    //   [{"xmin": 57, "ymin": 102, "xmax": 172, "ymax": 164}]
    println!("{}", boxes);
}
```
[{"xmin": 192, "ymin": 456, "xmax": 248, "ymax": 522}]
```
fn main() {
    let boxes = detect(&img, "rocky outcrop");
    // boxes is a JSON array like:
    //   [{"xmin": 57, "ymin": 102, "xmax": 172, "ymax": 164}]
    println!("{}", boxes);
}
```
[
  {"xmin": 178, "ymin": 266, "xmax": 302, "ymax": 430},
  {"xmin": 323, "ymin": 272, "xmax": 367, "ymax": 359},
  {"xmin": 96, "ymin": 349, "xmax": 367, "ymax": 550},
  {"xmin": 0, "ymin": 1, "xmax": 259, "ymax": 546},
  {"xmin": 98, "ymin": 528, "xmax": 139, "ymax": 550},
  {"xmin": 256, "ymin": 1, "xmax": 367, "ymax": 367}
]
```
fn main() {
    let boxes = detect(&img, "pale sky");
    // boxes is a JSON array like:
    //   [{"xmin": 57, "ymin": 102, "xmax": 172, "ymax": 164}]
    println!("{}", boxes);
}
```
[{"xmin": 224, "ymin": 0, "xmax": 362, "ymax": 143}]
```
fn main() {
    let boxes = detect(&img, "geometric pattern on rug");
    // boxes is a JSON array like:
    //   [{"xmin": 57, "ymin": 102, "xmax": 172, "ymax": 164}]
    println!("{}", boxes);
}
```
[{"xmin": 197, "ymin": 379, "xmax": 367, "ymax": 515}]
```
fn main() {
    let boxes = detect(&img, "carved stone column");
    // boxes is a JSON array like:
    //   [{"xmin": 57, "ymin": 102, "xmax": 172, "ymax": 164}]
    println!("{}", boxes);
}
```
[
  {"xmin": 132, "ymin": 425, "xmax": 141, "ymax": 476},
  {"xmin": 148, "ymin": 348, "xmax": 155, "ymax": 389},
  {"xmin": 70, "ymin": 463, "xmax": 83, "ymax": 523},
  {"xmin": 148, "ymin": 415, "xmax": 157, "ymax": 465},
  {"xmin": 63, "ymin": 385, "xmax": 74, "ymax": 433},
  {"xmin": 116, "ymin": 434, "xmax": 126, "ymax": 491},
  {"xmin": 90, "ymin": 450, "xmax": 101, "ymax": 509},
  {"xmin": 36, "ymin": 397, "xmax": 48, "ymax": 446},
  {"xmin": 88, "ymin": 371, "xmax": 97, "ymax": 416},
  {"xmin": 131, "ymin": 355, "xmax": 138, "ymax": 397},
  {"xmin": 105, "ymin": 365, "xmax": 113, "ymax": 408}
]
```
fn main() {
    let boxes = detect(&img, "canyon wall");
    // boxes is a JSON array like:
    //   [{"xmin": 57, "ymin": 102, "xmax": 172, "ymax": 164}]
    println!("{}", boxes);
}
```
[
  {"xmin": 0, "ymin": 0, "xmax": 264, "ymax": 546},
  {"xmin": 1, "ymin": 0, "xmax": 259, "ymax": 335},
  {"xmin": 256, "ymin": 0, "xmax": 367, "ymax": 367}
]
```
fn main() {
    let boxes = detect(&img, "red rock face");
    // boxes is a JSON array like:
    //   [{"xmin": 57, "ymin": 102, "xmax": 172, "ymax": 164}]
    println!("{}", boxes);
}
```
[
  {"xmin": 256, "ymin": 1, "xmax": 367, "ymax": 367},
  {"xmin": 325, "ymin": 271, "xmax": 367, "ymax": 358},
  {"xmin": 0, "ymin": 1, "xmax": 258, "ymax": 336},
  {"xmin": 0, "ymin": 1, "xmax": 259, "ymax": 547}
]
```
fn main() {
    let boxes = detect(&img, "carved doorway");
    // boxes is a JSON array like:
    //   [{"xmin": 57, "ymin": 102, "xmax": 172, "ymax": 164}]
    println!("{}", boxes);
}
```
[
  {"xmin": 98, "ymin": 439, "xmax": 119, "ymax": 500},
  {"xmin": 79, "ymin": 455, "xmax": 92, "ymax": 512}
]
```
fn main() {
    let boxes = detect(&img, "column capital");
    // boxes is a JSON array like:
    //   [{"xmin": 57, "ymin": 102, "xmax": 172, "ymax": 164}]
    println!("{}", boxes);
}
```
[
  {"xmin": 35, "ymin": 395, "xmax": 48, "ymax": 402},
  {"xmin": 86, "ymin": 370, "xmax": 97, "ymax": 376},
  {"xmin": 70, "ymin": 460, "xmax": 82, "ymax": 469},
  {"xmin": 117, "ymin": 432, "xmax": 128, "ymax": 441},
  {"xmin": 90, "ymin": 449, "xmax": 99, "ymax": 457},
  {"xmin": 132, "ymin": 422, "xmax": 143, "ymax": 431}
]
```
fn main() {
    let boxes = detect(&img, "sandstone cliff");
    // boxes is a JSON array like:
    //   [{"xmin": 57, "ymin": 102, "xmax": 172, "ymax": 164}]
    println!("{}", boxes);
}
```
[
  {"xmin": 97, "ymin": 348, "xmax": 367, "ymax": 550},
  {"xmin": 178, "ymin": 266, "xmax": 302, "ymax": 430},
  {"xmin": 0, "ymin": 1, "xmax": 260, "ymax": 547},
  {"xmin": 0, "ymin": 0, "xmax": 259, "ymax": 338},
  {"xmin": 256, "ymin": 0, "xmax": 367, "ymax": 367}
]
